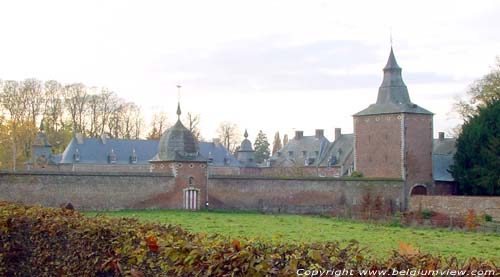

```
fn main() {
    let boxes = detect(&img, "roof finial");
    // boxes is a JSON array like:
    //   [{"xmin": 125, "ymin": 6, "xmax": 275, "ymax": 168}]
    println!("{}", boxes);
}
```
[
  {"xmin": 244, "ymin": 129, "xmax": 248, "ymax": 138},
  {"xmin": 176, "ymin": 85, "xmax": 182, "ymax": 120},
  {"xmin": 390, "ymin": 27, "xmax": 393, "ymax": 48}
]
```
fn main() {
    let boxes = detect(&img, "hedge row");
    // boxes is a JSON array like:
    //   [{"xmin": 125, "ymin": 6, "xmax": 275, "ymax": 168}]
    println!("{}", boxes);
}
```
[{"xmin": 0, "ymin": 202, "xmax": 498, "ymax": 276}]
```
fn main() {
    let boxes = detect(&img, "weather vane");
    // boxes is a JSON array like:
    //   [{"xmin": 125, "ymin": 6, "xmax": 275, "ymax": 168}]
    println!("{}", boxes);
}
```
[
  {"xmin": 390, "ymin": 27, "xmax": 393, "ymax": 48},
  {"xmin": 176, "ymin": 84, "xmax": 182, "ymax": 103}
]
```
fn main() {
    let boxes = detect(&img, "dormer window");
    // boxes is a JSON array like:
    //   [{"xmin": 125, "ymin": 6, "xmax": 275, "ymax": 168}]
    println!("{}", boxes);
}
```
[
  {"xmin": 329, "ymin": 155, "xmax": 337, "ymax": 166},
  {"xmin": 73, "ymin": 148, "xmax": 80, "ymax": 162},
  {"xmin": 130, "ymin": 149, "xmax": 138, "ymax": 164},
  {"xmin": 108, "ymin": 148, "xmax": 117, "ymax": 164},
  {"xmin": 305, "ymin": 157, "xmax": 315, "ymax": 166}
]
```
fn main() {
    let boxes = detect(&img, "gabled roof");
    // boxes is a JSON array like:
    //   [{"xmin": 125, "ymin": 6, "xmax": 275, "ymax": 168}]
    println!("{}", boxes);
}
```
[
  {"xmin": 318, "ymin": 134, "xmax": 354, "ymax": 174},
  {"xmin": 355, "ymin": 48, "xmax": 432, "ymax": 116},
  {"xmin": 270, "ymin": 135, "xmax": 330, "ymax": 167}
]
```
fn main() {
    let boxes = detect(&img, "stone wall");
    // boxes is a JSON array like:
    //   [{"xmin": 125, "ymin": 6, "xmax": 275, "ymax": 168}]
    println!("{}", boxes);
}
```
[
  {"xmin": 208, "ymin": 176, "xmax": 405, "ymax": 213},
  {"xmin": 0, "ymin": 171, "xmax": 175, "ymax": 210},
  {"xmin": 0, "ymin": 171, "xmax": 405, "ymax": 213},
  {"xmin": 409, "ymin": 195, "xmax": 500, "ymax": 221}
]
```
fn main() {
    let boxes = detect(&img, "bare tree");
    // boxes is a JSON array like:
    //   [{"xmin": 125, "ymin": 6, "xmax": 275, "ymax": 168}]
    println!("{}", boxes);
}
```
[
  {"xmin": 184, "ymin": 112, "xmax": 203, "ymax": 141},
  {"xmin": 147, "ymin": 111, "xmax": 169, "ymax": 139},
  {"xmin": 20, "ymin": 78, "xmax": 44, "ymax": 125},
  {"xmin": 64, "ymin": 83, "xmax": 88, "ymax": 134},
  {"xmin": 43, "ymin": 80, "xmax": 64, "ymax": 132},
  {"xmin": 216, "ymin": 121, "xmax": 241, "ymax": 153}
]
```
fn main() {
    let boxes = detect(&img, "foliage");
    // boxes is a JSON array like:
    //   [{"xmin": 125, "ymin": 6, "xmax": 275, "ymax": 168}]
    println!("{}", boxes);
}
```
[
  {"xmin": 483, "ymin": 214, "xmax": 493, "ymax": 222},
  {"xmin": 253, "ymin": 130, "xmax": 270, "ymax": 164},
  {"xmin": 350, "ymin": 171, "xmax": 363, "ymax": 177},
  {"xmin": 421, "ymin": 209, "xmax": 434, "ymax": 220},
  {"xmin": 92, "ymin": 209, "xmax": 500, "ymax": 260},
  {"xmin": 282, "ymin": 134, "xmax": 289, "ymax": 146},
  {"xmin": 465, "ymin": 209, "xmax": 479, "ymax": 231},
  {"xmin": 2, "ymin": 203, "xmax": 499, "ymax": 276},
  {"xmin": 454, "ymin": 57, "xmax": 500, "ymax": 120},
  {"xmin": 0, "ymin": 78, "xmax": 146, "ymax": 170},
  {"xmin": 451, "ymin": 99, "xmax": 500, "ymax": 195},
  {"xmin": 271, "ymin": 131, "xmax": 282, "ymax": 155}
]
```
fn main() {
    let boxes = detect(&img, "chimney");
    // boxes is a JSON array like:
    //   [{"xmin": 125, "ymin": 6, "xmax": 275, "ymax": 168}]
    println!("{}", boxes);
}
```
[
  {"xmin": 295, "ymin": 130, "xmax": 303, "ymax": 140},
  {"xmin": 438, "ymin": 132, "xmax": 445, "ymax": 142},
  {"xmin": 334, "ymin": 128, "xmax": 342, "ymax": 141},
  {"xmin": 315, "ymin": 129, "xmax": 324, "ymax": 138}
]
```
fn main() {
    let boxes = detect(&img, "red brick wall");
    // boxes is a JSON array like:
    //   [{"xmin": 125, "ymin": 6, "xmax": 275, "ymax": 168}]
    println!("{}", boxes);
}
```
[
  {"xmin": 409, "ymin": 195, "xmax": 500, "ymax": 221},
  {"xmin": 150, "ymin": 161, "xmax": 208, "ymax": 209},
  {"xmin": 354, "ymin": 114, "xmax": 402, "ymax": 178},
  {"xmin": 404, "ymin": 114, "xmax": 433, "ymax": 183}
]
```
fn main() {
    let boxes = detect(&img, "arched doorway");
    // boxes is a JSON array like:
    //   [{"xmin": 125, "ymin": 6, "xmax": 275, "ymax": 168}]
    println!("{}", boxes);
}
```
[{"xmin": 410, "ymin": 185, "xmax": 427, "ymax": 196}]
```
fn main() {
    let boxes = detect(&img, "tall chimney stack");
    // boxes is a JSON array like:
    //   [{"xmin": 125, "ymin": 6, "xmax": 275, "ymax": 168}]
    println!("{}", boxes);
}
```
[
  {"xmin": 315, "ymin": 129, "xmax": 324, "ymax": 138},
  {"xmin": 438, "ymin": 132, "xmax": 445, "ymax": 142},
  {"xmin": 334, "ymin": 128, "xmax": 342, "ymax": 141},
  {"xmin": 295, "ymin": 130, "xmax": 303, "ymax": 140}
]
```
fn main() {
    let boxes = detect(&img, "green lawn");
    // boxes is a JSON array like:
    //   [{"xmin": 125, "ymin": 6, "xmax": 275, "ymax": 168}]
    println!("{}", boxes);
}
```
[{"xmin": 85, "ymin": 209, "xmax": 500, "ymax": 260}]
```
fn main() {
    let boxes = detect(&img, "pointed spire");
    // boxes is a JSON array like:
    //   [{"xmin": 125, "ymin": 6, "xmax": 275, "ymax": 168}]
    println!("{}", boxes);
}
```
[
  {"xmin": 377, "ymin": 47, "xmax": 410, "ymax": 105},
  {"xmin": 383, "ymin": 47, "xmax": 401, "ymax": 70},
  {"xmin": 39, "ymin": 119, "xmax": 45, "ymax": 132},
  {"xmin": 176, "ymin": 85, "xmax": 182, "ymax": 120},
  {"xmin": 244, "ymin": 129, "xmax": 248, "ymax": 138},
  {"xmin": 176, "ymin": 102, "xmax": 182, "ymax": 119}
]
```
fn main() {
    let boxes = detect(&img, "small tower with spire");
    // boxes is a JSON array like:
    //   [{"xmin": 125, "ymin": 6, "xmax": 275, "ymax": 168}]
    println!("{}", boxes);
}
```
[
  {"xmin": 149, "ymin": 86, "xmax": 208, "ymax": 210},
  {"xmin": 28, "ymin": 119, "xmax": 54, "ymax": 169},
  {"xmin": 237, "ymin": 129, "xmax": 257, "ymax": 167},
  {"xmin": 353, "ymin": 48, "xmax": 433, "ymax": 202}
]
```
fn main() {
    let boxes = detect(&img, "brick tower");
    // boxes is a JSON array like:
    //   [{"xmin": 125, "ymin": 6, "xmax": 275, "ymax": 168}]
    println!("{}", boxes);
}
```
[
  {"xmin": 150, "ymin": 102, "xmax": 208, "ymax": 210},
  {"xmin": 353, "ymin": 48, "xmax": 433, "ymax": 187}
]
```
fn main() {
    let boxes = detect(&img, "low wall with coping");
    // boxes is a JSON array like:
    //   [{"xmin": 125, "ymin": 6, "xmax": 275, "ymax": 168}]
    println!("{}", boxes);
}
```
[
  {"xmin": 409, "ymin": 195, "xmax": 500, "ymax": 221},
  {"xmin": 0, "ymin": 171, "xmax": 405, "ymax": 213},
  {"xmin": 208, "ymin": 176, "xmax": 405, "ymax": 214},
  {"xmin": 0, "ymin": 171, "xmax": 175, "ymax": 210}
]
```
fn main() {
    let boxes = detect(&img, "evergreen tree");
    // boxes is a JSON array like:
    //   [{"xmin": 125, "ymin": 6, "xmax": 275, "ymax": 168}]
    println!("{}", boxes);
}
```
[
  {"xmin": 451, "ymin": 99, "xmax": 500, "ymax": 195},
  {"xmin": 283, "ymin": 134, "xmax": 289, "ymax": 146},
  {"xmin": 272, "ymin": 131, "xmax": 282, "ymax": 155},
  {"xmin": 254, "ymin": 130, "xmax": 270, "ymax": 164}
]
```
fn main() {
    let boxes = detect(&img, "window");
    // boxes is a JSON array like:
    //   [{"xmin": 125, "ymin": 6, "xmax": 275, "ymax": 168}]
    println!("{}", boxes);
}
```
[
  {"xmin": 73, "ymin": 148, "xmax": 80, "ymax": 162},
  {"xmin": 108, "ymin": 149, "xmax": 117, "ymax": 164},
  {"xmin": 288, "ymin": 151, "xmax": 294, "ymax": 157},
  {"xmin": 302, "ymin": 151, "xmax": 307, "ymax": 157},
  {"xmin": 130, "ymin": 149, "xmax": 138, "ymax": 164}
]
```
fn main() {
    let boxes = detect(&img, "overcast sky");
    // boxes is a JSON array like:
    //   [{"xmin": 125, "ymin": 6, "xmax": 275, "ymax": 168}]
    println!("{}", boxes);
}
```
[{"xmin": 1, "ymin": 0, "xmax": 499, "ymax": 142}]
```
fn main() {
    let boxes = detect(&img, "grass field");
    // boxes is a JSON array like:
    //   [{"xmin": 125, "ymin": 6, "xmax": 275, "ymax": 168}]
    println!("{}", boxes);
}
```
[{"xmin": 85, "ymin": 209, "xmax": 500, "ymax": 260}]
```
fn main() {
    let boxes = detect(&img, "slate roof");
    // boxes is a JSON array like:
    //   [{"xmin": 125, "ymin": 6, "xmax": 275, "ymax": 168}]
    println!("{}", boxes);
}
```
[
  {"xmin": 58, "ymin": 136, "xmax": 238, "ymax": 166},
  {"xmin": 270, "ymin": 135, "xmax": 330, "ymax": 167},
  {"xmin": 355, "ymin": 48, "xmax": 432, "ymax": 116},
  {"xmin": 155, "ymin": 119, "xmax": 205, "ymax": 162},
  {"xmin": 432, "ymin": 138, "xmax": 457, "ymax": 182},
  {"xmin": 318, "ymin": 134, "xmax": 354, "ymax": 175}
]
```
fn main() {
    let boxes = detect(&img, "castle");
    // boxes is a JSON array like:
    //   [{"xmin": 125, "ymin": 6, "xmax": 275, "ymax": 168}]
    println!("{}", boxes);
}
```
[{"xmin": 21, "ymin": 48, "xmax": 457, "ymax": 211}]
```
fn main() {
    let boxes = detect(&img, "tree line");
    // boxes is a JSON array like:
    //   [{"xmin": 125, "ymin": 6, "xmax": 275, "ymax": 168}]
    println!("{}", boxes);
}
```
[{"xmin": 0, "ymin": 78, "xmax": 290, "ymax": 170}]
